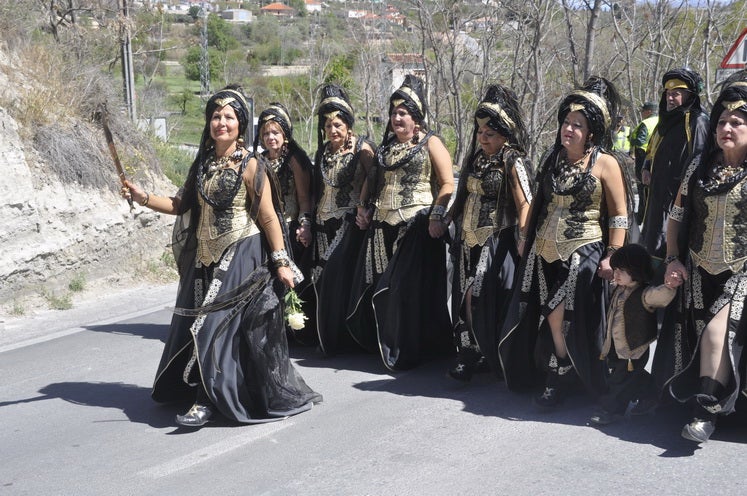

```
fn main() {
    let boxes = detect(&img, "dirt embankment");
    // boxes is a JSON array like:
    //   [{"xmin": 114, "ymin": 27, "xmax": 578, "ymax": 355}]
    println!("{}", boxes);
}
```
[{"xmin": 0, "ymin": 48, "xmax": 178, "ymax": 318}]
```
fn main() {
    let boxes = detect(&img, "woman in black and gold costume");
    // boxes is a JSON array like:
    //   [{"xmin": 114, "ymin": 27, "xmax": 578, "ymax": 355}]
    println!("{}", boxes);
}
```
[
  {"xmin": 499, "ymin": 77, "xmax": 632, "ymax": 409},
  {"xmin": 123, "ymin": 85, "xmax": 321, "ymax": 427},
  {"xmin": 661, "ymin": 72, "xmax": 747, "ymax": 443},
  {"xmin": 254, "ymin": 103, "xmax": 316, "ymax": 341},
  {"xmin": 311, "ymin": 84, "xmax": 376, "ymax": 355},
  {"xmin": 347, "ymin": 75, "xmax": 455, "ymax": 370},
  {"xmin": 447, "ymin": 84, "xmax": 533, "ymax": 381}
]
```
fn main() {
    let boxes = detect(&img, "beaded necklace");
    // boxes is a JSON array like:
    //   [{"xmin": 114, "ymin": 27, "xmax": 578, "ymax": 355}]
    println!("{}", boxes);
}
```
[
  {"xmin": 701, "ymin": 155, "xmax": 747, "ymax": 193},
  {"xmin": 197, "ymin": 144, "xmax": 247, "ymax": 209},
  {"xmin": 320, "ymin": 140, "xmax": 354, "ymax": 188},
  {"xmin": 265, "ymin": 145, "xmax": 288, "ymax": 174},
  {"xmin": 472, "ymin": 149, "xmax": 502, "ymax": 178},
  {"xmin": 553, "ymin": 147, "xmax": 592, "ymax": 193},
  {"xmin": 376, "ymin": 130, "xmax": 433, "ymax": 171}
]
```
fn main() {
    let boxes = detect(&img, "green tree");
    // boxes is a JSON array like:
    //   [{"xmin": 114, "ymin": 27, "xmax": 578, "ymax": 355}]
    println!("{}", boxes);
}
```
[
  {"xmin": 181, "ymin": 45, "xmax": 223, "ymax": 81},
  {"xmin": 324, "ymin": 54, "xmax": 355, "ymax": 88},
  {"xmin": 207, "ymin": 14, "xmax": 239, "ymax": 52}
]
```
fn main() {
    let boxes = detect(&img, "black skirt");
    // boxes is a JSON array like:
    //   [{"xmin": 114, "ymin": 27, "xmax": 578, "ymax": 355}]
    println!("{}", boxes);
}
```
[{"xmin": 152, "ymin": 234, "xmax": 322, "ymax": 423}]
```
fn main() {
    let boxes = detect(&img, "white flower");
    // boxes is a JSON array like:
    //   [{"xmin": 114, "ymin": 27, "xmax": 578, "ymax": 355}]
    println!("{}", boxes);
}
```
[{"xmin": 287, "ymin": 312, "xmax": 307, "ymax": 330}]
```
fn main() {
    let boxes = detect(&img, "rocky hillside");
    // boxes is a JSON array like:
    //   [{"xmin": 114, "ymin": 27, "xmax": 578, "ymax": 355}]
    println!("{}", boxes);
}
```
[{"xmin": 0, "ymin": 48, "xmax": 177, "ymax": 315}]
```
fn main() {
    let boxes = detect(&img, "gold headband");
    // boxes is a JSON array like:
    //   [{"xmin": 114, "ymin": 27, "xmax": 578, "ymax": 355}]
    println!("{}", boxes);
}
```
[
  {"xmin": 319, "ymin": 96, "xmax": 354, "ymax": 117},
  {"xmin": 215, "ymin": 89, "xmax": 250, "ymax": 113},
  {"xmin": 569, "ymin": 103, "xmax": 585, "ymax": 113},
  {"xmin": 728, "ymin": 82, "xmax": 747, "ymax": 89},
  {"xmin": 569, "ymin": 90, "xmax": 611, "ymax": 128},
  {"xmin": 476, "ymin": 102, "xmax": 516, "ymax": 133},
  {"xmin": 262, "ymin": 105, "xmax": 292, "ymax": 130},
  {"xmin": 214, "ymin": 96, "xmax": 236, "ymax": 108},
  {"xmin": 324, "ymin": 110, "xmax": 341, "ymax": 121},
  {"xmin": 395, "ymin": 86, "xmax": 423, "ymax": 115},
  {"xmin": 664, "ymin": 78, "xmax": 689, "ymax": 90},
  {"xmin": 724, "ymin": 100, "xmax": 747, "ymax": 111}
]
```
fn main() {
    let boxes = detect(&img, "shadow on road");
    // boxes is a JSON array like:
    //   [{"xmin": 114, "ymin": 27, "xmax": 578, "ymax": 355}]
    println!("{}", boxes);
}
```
[
  {"xmin": 348, "ymin": 358, "xmax": 747, "ymax": 455},
  {"xmin": 290, "ymin": 345, "xmax": 394, "ymax": 376},
  {"xmin": 85, "ymin": 322, "xmax": 170, "ymax": 343},
  {"xmin": 0, "ymin": 381, "xmax": 178, "ymax": 428}
]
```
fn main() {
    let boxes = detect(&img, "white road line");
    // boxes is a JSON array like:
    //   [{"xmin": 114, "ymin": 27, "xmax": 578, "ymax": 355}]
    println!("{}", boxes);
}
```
[{"xmin": 138, "ymin": 421, "xmax": 293, "ymax": 478}]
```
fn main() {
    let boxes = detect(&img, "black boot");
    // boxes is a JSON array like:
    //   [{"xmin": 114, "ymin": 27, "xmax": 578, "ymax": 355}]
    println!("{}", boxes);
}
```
[
  {"xmin": 448, "ymin": 347, "xmax": 482, "ymax": 382},
  {"xmin": 681, "ymin": 377, "xmax": 723, "ymax": 443},
  {"xmin": 534, "ymin": 354, "xmax": 571, "ymax": 411}
]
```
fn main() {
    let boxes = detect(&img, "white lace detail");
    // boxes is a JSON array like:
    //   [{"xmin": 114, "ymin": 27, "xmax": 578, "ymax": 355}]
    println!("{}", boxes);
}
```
[
  {"xmin": 514, "ymin": 159, "xmax": 533, "ymax": 204},
  {"xmin": 471, "ymin": 244, "xmax": 492, "ymax": 297},
  {"xmin": 182, "ymin": 245, "xmax": 236, "ymax": 386},
  {"xmin": 608, "ymin": 215, "xmax": 629, "ymax": 229}
]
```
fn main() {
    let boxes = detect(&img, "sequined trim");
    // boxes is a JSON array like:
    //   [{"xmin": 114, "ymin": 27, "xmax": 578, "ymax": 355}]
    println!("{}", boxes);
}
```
[
  {"xmin": 608, "ymin": 215, "xmax": 629, "ymax": 229},
  {"xmin": 471, "ymin": 243, "xmax": 492, "ymax": 297},
  {"xmin": 669, "ymin": 204, "xmax": 685, "ymax": 222},
  {"xmin": 680, "ymin": 156, "xmax": 701, "ymax": 197}
]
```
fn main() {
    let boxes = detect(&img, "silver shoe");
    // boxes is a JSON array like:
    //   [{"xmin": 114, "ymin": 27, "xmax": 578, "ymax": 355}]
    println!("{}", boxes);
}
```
[
  {"xmin": 176, "ymin": 404, "xmax": 213, "ymax": 427},
  {"xmin": 681, "ymin": 418, "xmax": 715, "ymax": 443}
]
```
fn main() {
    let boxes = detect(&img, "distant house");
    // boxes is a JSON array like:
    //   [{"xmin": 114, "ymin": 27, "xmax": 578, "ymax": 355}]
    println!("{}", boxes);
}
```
[
  {"xmin": 304, "ymin": 0, "xmax": 322, "ymax": 14},
  {"xmin": 383, "ymin": 53, "xmax": 426, "ymax": 97},
  {"xmin": 220, "ymin": 9, "xmax": 253, "ymax": 23},
  {"xmin": 348, "ymin": 10, "xmax": 367, "ymax": 19},
  {"xmin": 261, "ymin": 2, "xmax": 296, "ymax": 17}
]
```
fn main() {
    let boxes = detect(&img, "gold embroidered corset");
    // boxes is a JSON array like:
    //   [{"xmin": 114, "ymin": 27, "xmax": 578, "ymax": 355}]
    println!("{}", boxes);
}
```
[
  {"xmin": 461, "ymin": 164, "xmax": 514, "ymax": 248},
  {"xmin": 196, "ymin": 168, "xmax": 258, "ymax": 266},
  {"xmin": 375, "ymin": 143, "xmax": 433, "ymax": 225},
  {"xmin": 690, "ymin": 174, "xmax": 747, "ymax": 275},
  {"xmin": 535, "ymin": 173, "xmax": 603, "ymax": 262},
  {"xmin": 317, "ymin": 146, "xmax": 365, "ymax": 222}
]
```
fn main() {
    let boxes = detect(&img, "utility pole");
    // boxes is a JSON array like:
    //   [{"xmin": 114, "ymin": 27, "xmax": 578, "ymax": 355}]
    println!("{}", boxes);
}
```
[
  {"xmin": 119, "ymin": 0, "xmax": 137, "ymax": 120},
  {"xmin": 199, "ymin": 1, "xmax": 210, "ymax": 99}
]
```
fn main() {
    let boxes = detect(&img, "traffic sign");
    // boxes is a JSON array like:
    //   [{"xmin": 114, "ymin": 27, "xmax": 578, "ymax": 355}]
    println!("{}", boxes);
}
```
[{"xmin": 720, "ymin": 28, "xmax": 747, "ymax": 69}]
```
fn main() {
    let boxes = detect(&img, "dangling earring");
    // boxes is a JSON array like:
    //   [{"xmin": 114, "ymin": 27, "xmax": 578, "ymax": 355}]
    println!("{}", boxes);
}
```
[
  {"xmin": 345, "ymin": 131, "xmax": 353, "ymax": 149},
  {"xmin": 412, "ymin": 125, "xmax": 420, "ymax": 144},
  {"xmin": 231, "ymin": 138, "xmax": 245, "ymax": 160},
  {"xmin": 280, "ymin": 143, "xmax": 288, "ymax": 160}
]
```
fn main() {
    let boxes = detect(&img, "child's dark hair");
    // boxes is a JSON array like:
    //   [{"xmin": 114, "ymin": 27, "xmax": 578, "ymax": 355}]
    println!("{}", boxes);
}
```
[{"xmin": 609, "ymin": 244, "xmax": 654, "ymax": 284}]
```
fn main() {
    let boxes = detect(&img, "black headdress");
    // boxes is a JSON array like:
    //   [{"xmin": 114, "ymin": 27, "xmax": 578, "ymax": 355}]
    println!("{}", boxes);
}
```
[
  {"xmin": 451, "ymin": 84, "xmax": 533, "ymax": 231},
  {"xmin": 709, "ymin": 69, "xmax": 747, "ymax": 135},
  {"xmin": 315, "ymin": 84, "xmax": 354, "ymax": 156},
  {"xmin": 473, "ymin": 84, "xmax": 528, "ymax": 153},
  {"xmin": 317, "ymin": 84, "xmax": 355, "ymax": 128},
  {"xmin": 254, "ymin": 102, "xmax": 294, "ymax": 151},
  {"xmin": 556, "ymin": 76, "xmax": 620, "ymax": 150},
  {"xmin": 694, "ymin": 69, "xmax": 747, "ymax": 180},
  {"xmin": 659, "ymin": 68, "xmax": 704, "ymax": 114},
  {"xmin": 388, "ymin": 74, "xmax": 427, "ymax": 126}
]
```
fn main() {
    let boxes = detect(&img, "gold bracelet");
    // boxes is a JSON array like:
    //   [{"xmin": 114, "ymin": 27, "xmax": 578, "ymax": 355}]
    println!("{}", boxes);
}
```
[{"xmin": 140, "ymin": 192, "xmax": 150, "ymax": 207}]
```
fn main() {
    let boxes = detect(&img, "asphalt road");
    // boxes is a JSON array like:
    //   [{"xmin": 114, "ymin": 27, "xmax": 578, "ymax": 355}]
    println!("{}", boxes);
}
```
[{"xmin": 1, "ymin": 286, "xmax": 746, "ymax": 495}]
